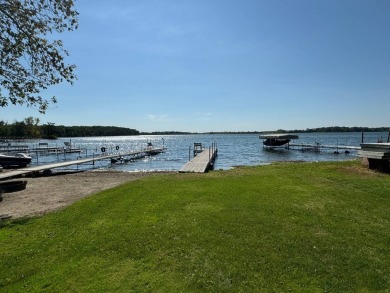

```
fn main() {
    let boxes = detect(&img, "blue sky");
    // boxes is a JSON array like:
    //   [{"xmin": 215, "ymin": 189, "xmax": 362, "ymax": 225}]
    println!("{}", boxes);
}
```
[{"xmin": 2, "ymin": 0, "xmax": 390, "ymax": 132}]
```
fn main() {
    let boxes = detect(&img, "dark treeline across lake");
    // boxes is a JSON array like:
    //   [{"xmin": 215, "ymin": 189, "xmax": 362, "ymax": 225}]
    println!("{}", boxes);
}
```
[
  {"xmin": 17, "ymin": 132, "xmax": 388, "ymax": 172},
  {"xmin": 1, "ymin": 119, "xmax": 388, "ymax": 139}
]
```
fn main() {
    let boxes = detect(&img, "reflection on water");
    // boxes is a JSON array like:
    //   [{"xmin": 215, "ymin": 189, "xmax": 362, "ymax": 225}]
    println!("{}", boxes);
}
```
[{"xmin": 18, "ymin": 132, "xmax": 388, "ymax": 172}]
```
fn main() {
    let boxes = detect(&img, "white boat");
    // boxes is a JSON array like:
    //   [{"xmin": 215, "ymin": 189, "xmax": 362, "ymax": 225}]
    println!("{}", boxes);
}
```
[{"xmin": 0, "ymin": 153, "xmax": 32, "ymax": 168}]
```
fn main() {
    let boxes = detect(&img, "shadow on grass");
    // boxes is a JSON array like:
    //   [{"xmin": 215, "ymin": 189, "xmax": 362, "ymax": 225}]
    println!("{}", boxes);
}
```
[{"xmin": 0, "ymin": 216, "xmax": 33, "ymax": 229}]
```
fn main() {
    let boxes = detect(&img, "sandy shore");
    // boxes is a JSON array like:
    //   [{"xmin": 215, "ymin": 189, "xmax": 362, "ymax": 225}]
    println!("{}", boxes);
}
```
[{"xmin": 0, "ymin": 171, "xmax": 159, "ymax": 219}]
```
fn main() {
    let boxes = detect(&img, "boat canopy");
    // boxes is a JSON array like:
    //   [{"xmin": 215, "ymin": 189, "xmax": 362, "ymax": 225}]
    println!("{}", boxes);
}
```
[{"xmin": 259, "ymin": 134, "xmax": 299, "ymax": 140}]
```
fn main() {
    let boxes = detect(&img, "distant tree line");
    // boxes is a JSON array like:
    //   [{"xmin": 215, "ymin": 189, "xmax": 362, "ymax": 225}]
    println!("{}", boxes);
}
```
[
  {"xmin": 277, "ymin": 126, "xmax": 390, "ymax": 133},
  {"xmin": 0, "ymin": 118, "xmax": 139, "ymax": 139},
  {"xmin": 140, "ymin": 131, "xmax": 193, "ymax": 135},
  {"xmin": 205, "ymin": 131, "xmax": 262, "ymax": 134},
  {"xmin": 50, "ymin": 125, "xmax": 139, "ymax": 138},
  {"xmin": 1, "ymin": 119, "xmax": 388, "ymax": 139}
]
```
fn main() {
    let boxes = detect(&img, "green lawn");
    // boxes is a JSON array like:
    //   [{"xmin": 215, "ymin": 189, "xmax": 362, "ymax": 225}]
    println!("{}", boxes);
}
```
[{"xmin": 0, "ymin": 160, "xmax": 389, "ymax": 292}]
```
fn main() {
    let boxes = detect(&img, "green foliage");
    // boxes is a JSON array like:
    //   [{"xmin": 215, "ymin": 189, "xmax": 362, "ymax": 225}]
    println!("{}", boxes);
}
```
[
  {"xmin": 0, "ymin": 117, "xmax": 41, "ymax": 138},
  {"xmin": 0, "ymin": 161, "xmax": 389, "ymax": 291},
  {"xmin": 24, "ymin": 116, "xmax": 40, "ymax": 137},
  {"xmin": 0, "ymin": 0, "xmax": 78, "ymax": 113},
  {"xmin": 287, "ymin": 126, "xmax": 390, "ymax": 133},
  {"xmin": 141, "ymin": 131, "xmax": 193, "ymax": 135},
  {"xmin": 60, "ymin": 125, "xmax": 139, "ymax": 137},
  {"xmin": 0, "ymin": 119, "xmax": 140, "ymax": 138},
  {"xmin": 0, "ymin": 120, "xmax": 10, "ymax": 137},
  {"xmin": 40, "ymin": 122, "xmax": 56, "ymax": 139}
]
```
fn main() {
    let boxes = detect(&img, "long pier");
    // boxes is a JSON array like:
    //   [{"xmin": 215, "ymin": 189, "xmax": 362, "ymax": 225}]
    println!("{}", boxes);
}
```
[
  {"xmin": 179, "ymin": 144, "xmax": 218, "ymax": 173},
  {"xmin": 289, "ymin": 143, "xmax": 360, "ymax": 151},
  {"xmin": 0, "ymin": 148, "xmax": 164, "ymax": 180}
]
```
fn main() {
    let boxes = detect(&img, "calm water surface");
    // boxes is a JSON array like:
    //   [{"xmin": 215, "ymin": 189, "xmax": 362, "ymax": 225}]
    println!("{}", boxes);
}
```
[{"xmin": 26, "ymin": 132, "xmax": 388, "ymax": 172}]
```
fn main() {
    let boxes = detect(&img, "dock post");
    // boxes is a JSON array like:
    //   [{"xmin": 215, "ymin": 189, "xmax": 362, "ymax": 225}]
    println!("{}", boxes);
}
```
[{"xmin": 188, "ymin": 146, "xmax": 191, "ymax": 161}]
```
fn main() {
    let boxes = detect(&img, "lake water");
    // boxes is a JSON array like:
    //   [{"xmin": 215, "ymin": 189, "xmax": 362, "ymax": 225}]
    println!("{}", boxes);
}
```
[{"xmin": 22, "ymin": 132, "xmax": 388, "ymax": 172}]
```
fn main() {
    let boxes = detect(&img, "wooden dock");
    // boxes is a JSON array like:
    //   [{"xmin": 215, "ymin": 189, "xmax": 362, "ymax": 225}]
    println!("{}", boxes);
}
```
[
  {"xmin": 288, "ymin": 143, "xmax": 360, "ymax": 151},
  {"xmin": 0, "ymin": 148, "xmax": 165, "ymax": 180},
  {"xmin": 358, "ymin": 143, "xmax": 390, "ymax": 172},
  {"xmin": 0, "ymin": 144, "xmax": 29, "ymax": 153},
  {"xmin": 30, "ymin": 146, "xmax": 82, "ymax": 155},
  {"xmin": 179, "ymin": 147, "xmax": 218, "ymax": 173}
]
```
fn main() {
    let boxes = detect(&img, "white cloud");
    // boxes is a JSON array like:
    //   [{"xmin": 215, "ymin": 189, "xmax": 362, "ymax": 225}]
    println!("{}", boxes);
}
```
[{"xmin": 147, "ymin": 114, "xmax": 169, "ymax": 122}]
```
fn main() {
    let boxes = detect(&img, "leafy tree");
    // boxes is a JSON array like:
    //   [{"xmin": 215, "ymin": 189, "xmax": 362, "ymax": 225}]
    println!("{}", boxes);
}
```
[
  {"xmin": 0, "ymin": 120, "xmax": 10, "ymax": 137},
  {"xmin": 0, "ymin": 0, "xmax": 78, "ymax": 113},
  {"xmin": 41, "ymin": 121, "xmax": 57, "ymax": 138},
  {"xmin": 24, "ymin": 116, "xmax": 40, "ymax": 137},
  {"xmin": 10, "ymin": 120, "xmax": 26, "ymax": 137}
]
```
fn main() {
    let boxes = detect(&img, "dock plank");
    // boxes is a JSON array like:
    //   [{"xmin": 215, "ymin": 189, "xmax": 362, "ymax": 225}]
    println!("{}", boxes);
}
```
[
  {"xmin": 358, "ymin": 150, "xmax": 390, "ymax": 160},
  {"xmin": 289, "ymin": 143, "xmax": 360, "ymax": 150},
  {"xmin": 179, "ymin": 149, "xmax": 217, "ymax": 173},
  {"xmin": 0, "ymin": 148, "xmax": 165, "ymax": 180}
]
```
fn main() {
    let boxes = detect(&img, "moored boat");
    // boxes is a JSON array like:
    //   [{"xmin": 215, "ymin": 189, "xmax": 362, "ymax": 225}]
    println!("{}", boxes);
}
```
[
  {"xmin": 0, "ymin": 153, "xmax": 32, "ymax": 168},
  {"xmin": 259, "ymin": 134, "xmax": 299, "ymax": 147}
]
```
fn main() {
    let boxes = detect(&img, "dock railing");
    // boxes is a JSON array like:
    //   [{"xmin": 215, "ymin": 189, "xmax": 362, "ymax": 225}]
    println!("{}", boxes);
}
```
[{"xmin": 181, "ymin": 142, "xmax": 218, "ymax": 173}]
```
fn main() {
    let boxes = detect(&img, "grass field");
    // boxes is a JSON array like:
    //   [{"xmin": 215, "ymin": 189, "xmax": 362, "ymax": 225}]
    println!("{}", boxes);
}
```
[{"xmin": 0, "ymin": 160, "xmax": 389, "ymax": 292}]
